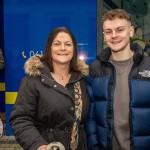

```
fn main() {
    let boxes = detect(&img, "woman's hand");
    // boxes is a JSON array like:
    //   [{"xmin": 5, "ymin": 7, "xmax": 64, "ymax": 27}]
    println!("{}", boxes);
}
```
[{"xmin": 37, "ymin": 145, "xmax": 47, "ymax": 150}]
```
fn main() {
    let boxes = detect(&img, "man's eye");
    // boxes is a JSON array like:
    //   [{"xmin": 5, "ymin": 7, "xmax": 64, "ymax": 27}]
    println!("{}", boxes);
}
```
[
  {"xmin": 105, "ymin": 31, "xmax": 111, "ymax": 35},
  {"xmin": 117, "ymin": 28, "xmax": 124, "ymax": 32}
]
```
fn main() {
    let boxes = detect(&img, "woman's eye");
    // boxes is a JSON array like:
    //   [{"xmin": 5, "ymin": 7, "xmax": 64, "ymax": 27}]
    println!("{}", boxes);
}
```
[
  {"xmin": 66, "ymin": 44, "xmax": 71, "ymax": 46},
  {"xmin": 54, "ymin": 43, "xmax": 59, "ymax": 46}
]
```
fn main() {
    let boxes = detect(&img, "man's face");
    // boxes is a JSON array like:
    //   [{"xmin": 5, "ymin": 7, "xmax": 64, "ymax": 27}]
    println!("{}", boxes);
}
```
[{"xmin": 103, "ymin": 18, "xmax": 134, "ymax": 53}]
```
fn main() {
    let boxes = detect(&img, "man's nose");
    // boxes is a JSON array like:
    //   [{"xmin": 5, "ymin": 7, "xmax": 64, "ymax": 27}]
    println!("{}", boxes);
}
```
[{"xmin": 111, "ymin": 31, "xmax": 117, "ymax": 38}]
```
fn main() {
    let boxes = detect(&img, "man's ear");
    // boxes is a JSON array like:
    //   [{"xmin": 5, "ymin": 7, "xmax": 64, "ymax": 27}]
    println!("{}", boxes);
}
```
[{"xmin": 130, "ymin": 26, "xmax": 134, "ymax": 38}]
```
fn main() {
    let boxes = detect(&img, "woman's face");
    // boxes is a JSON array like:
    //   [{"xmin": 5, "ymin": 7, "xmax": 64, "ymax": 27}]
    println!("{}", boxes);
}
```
[{"xmin": 51, "ymin": 32, "xmax": 74, "ymax": 66}]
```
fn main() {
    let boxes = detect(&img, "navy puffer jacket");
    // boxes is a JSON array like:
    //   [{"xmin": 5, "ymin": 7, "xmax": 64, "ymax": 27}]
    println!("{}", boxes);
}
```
[{"xmin": 86, "ymin": 43, "xmax": 150, "ymax": 150}]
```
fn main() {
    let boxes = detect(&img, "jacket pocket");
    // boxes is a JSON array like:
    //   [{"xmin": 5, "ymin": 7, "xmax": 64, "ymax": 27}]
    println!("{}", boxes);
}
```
[
  {"xmin": 38, "ymin": 128, "xmax": 55, "ymax": 143},
  {"xmin": 52, "ymin": 127, "xmax": 72, "ymax": 150}
]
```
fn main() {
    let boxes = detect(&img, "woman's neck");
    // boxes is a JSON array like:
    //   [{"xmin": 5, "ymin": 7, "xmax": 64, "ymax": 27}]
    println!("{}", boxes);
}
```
[
  {"xmin": 52, "ymin": 62, "xmax": 70, "ymax": 75},
  {"xmin": 53, "ymin": 66, "xmax": 70, "ymax": 76},
  {"xmin": 51, "ymin": 63, "xmax": 71, "ymax": 86}
]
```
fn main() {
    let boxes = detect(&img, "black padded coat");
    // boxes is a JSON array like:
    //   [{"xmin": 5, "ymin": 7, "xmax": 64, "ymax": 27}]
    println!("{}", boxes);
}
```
[{"xmin": 9, "ymin": 55, "xmax": 90, "ymax": 150}]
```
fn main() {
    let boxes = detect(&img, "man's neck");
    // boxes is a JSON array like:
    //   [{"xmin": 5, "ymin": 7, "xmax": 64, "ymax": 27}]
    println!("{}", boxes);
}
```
[{"xmin": 111, "ymin": 50, "xmax": 134, "ymax": 61}]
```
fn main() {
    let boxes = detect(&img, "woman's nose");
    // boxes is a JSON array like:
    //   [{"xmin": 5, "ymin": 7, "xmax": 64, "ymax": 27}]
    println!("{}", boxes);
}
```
[{"xmin": 60, "ymin": 44, "xmax": 65, "ymax": 50}]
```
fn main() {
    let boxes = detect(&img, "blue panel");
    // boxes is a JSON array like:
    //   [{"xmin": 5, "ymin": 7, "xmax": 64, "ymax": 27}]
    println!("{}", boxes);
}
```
[
  {"xmin": 0, "ymin": 0, "xmax": 5, "ymax": 113},
  {"xmin": 4, "ymin": 0, "xmax": 97, "ymax": 135},
  {"xmin": 4, "ymin": 14, "xmax": 30, "ymax": 91},
  {"xmin": 0, "ymin": 92, "xmax": 5, "ymax": 112},
  {"xmin": 50, "ymin": 18, "xmax": 71, "ymax": 30},
  {"xmin": 6, "ymin": 104, "xmax": 14, "ymax": 135},
  {"xmin": 4, "ymin": 0, "xmax": 97, "ymax": 91},
  {"xmin": 0, "ymin": 69, "xmax": 5, "ymax": 82},
  {"xmin": 0, "ymin": 0, "xmax": 4, "ymax": 49}
]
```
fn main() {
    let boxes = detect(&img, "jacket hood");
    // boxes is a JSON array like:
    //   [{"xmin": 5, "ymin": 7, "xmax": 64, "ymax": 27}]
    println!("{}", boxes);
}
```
[{"xmin": 24, "ymin": 55, "xmax": 89, "ymax": 76}]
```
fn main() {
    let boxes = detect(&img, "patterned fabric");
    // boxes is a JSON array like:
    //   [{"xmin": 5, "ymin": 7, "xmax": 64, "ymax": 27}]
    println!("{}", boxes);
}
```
[
  {"xmin": 70, "ymin": 82, "xmax": 83, "ymax": 150},
  {"xmin": 0, "ymin": 118, "xmax": 3, "ymax": 139}
]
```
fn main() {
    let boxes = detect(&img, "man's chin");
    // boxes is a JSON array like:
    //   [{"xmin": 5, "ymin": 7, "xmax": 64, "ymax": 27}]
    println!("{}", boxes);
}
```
[
  {"xmin": 109, "ymin": 45, "xmax": 126, "ymax": 53},
  {"xmin": 110, "ymin": 48, "xmax": 122, "ymax": 53}
]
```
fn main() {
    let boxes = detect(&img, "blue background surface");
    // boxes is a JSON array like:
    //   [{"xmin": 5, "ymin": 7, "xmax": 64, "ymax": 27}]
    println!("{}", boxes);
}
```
[
  {"xmin": 0, "ymin": 0, "xmax": 5, "ymax": 112},
  {"xmin": 3, "ymin": 0, "xmax": 97, "ymax": 135}
]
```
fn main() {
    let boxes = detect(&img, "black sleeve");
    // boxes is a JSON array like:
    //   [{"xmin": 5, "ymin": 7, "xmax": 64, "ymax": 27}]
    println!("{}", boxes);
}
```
[{"xmin": 9, "ymin": 76, "xmax": 48, "ymax": 150}]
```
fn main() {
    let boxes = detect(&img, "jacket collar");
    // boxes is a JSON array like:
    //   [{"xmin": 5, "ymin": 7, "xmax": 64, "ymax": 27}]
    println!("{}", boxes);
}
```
[
  {"xmin": 96, "ymin": 43, "xmax": 144, "ymax": 67},
  {"xmin": 41, "ymin": 64, "xmax": 84, "ymax": 83},
  {"xmin": 24, "ymin": 54, "xmax": 89, "ymax": 77}
]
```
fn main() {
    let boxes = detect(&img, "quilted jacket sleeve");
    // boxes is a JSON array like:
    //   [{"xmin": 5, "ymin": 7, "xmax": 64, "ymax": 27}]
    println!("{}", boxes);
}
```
[
  {"xmin": 85, "ymin": 77, "xmax": 100, "ymax": 150},
  {"xmin": 9, "ymin": 76, "xmax": 48, "ymax": 150}
]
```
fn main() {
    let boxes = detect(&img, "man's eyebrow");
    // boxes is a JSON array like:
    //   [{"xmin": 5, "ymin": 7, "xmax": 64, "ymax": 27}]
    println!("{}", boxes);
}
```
[
  {"xmin": 116, "ymin": 26, "xmax": 125, "ymax": 28},
  {"xmin": 104, "ymin": 26, "xmax": 125, "ymax": 30}
]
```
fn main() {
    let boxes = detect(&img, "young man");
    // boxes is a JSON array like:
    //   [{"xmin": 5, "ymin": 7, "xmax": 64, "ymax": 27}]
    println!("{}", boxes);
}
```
[{"xmin": 86, "ymin": 9, "xmax": 150, "ymax": 150}]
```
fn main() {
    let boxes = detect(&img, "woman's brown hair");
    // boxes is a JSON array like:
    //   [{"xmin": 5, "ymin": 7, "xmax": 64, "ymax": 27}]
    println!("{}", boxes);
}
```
[{"xmin": 42, "ymin": 27, "xmax": 79, "ymax": 73}]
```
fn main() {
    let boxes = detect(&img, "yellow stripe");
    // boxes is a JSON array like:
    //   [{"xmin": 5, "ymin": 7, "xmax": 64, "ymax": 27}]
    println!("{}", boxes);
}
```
[
  {"xmin": 0, "ymin": 83, "xmax": 5, "ymax": 91},
  {"xmin": 5, "ymin": 92, "xmax": 18, "ymax": 104}
]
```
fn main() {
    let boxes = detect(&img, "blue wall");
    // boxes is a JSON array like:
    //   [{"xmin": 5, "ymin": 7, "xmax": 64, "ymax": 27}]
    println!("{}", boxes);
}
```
[
  {"xmin": 0, "ymin": 0, "xmax": 5, "ymax": 113},
  {"xmin": 3, "ymin": 0, "xmax": 97, "ymax": 135}
]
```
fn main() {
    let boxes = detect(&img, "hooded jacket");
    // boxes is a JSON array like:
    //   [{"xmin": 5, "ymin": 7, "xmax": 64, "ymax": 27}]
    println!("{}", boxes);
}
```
[
  {"xmin": 85, "ymin": 43, "xmax": 150, "ymax": 150},
  {"xmin": 9, "ymin": 55, "xmax": 90, "ymax": 150}
]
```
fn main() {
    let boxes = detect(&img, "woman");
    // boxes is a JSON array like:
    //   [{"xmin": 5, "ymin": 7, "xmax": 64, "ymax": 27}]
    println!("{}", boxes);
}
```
[{"xmin": 9, "ymin": 27, "xmax": 90, "ymax": 150}]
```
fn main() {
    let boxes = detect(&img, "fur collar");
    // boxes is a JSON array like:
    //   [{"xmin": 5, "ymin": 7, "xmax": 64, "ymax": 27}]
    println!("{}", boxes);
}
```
[{"xmin": 24, "ymin": 55, "xmax": 89, "ymax": 76}]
